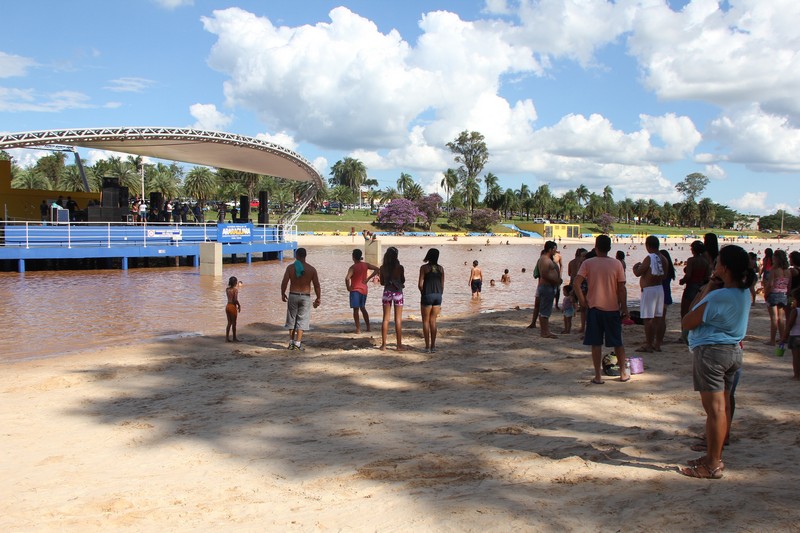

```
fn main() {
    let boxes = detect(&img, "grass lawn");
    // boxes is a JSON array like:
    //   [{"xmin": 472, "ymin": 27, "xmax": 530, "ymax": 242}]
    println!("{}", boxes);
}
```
[{"xmin": 207, "ymin": 208, "xmax": 764, "ymax": 237}]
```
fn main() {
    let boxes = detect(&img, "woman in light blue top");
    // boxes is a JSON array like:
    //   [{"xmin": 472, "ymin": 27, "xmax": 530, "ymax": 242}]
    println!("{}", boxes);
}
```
[{"xmin": 680, "ymin": 244, "xmax": 756, "ymax": 479}]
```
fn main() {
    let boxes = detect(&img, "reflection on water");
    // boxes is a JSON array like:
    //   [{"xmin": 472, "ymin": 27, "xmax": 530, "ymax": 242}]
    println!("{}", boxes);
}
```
[{"xmin": 0, "ymin": 242, "xmax": 696, "ymax": 362}]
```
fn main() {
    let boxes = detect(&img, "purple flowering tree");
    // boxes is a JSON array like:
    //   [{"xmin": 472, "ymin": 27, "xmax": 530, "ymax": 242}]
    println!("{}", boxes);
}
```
[
  {"xmin": 470, "ymin": 208, "xmax": 500, "ymax": 232},
  {"xmin": 415, "ymin": 193, "xmax": 443, "ymax": 230},
  {"xmin": 377, "ymin": 198, "xmax": 423, "ymax": 231},
  {"xmin": 595, "ymin": 212, "xmax": 616, "ymax": 234},
  {"xmin": 447, "ymin": 208, "xmax": 469, "ymax": 230}
]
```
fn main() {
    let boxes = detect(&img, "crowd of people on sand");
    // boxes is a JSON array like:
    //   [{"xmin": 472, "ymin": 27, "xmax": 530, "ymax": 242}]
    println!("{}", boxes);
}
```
[{"xmin": 225, "ymin": 233, "xmax": 800, "ymax": 480}]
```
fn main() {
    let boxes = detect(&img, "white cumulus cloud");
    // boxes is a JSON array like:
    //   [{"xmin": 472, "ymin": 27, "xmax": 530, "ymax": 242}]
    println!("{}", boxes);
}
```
[
  {"xmin": 0, "ymin": 51, "xmax": 36, "ymax": 78},
  {"xmin": 189, "ymin": 103, "xmax": 232, "ymax": 131}
]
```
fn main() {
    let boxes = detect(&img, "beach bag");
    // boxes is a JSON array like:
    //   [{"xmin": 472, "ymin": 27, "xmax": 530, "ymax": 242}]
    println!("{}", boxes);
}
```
[
  {"xmin": 628, "ymin": 356, "xmax": 645, "ymax": 374},
  {"xmin": 602, "ymin": 352, "xmax": 620, "ymax": 376}
]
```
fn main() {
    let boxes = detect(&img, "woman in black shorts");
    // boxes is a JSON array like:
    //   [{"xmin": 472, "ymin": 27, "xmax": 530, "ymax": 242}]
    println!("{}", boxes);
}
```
[{"xmin": 419, "ymin": 248, "xmax": 445, "ymax": 353}]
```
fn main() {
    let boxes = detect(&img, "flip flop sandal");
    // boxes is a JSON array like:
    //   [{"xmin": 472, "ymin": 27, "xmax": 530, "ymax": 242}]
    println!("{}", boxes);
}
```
[{"xmin": 679, "ymin": 461, "xmax": 724, "ymax": 479}]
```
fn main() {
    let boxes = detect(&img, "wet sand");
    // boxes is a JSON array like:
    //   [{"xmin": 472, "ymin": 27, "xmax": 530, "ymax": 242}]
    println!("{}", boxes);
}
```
[{"xmin": 2, "ymin": 299, "xmax": 799, "ymax": 531}]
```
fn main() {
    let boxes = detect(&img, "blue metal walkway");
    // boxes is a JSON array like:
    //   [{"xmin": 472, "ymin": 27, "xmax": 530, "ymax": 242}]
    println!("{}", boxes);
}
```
[{"xmin": 0, "ymin": 222, "xmax": 297, "ymax": 272}]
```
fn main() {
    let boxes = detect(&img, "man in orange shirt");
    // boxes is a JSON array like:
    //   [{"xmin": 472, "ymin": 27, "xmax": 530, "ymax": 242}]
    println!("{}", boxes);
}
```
[{"xmin": 573, "ymin": 234, "xmax": 630, "ymax": 384}]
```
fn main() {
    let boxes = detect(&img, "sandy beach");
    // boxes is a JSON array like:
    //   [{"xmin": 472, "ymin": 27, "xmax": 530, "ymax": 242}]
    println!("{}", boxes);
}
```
[{"xmin": 3, "ymin": 280, "xmax": 800, "ymax": 531}]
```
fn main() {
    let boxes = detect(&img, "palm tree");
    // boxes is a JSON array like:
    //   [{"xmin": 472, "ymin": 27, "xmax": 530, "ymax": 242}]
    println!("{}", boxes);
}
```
[
  {"xmin": 647, "ymin": 199, "xmax": 660, "ymax": 224},
  {"xmin": 11, "ymin": 168, "xmax": 51, "ymax": 190},
  {"xmin": 560, "ymin": 190, "xmax": 580, "ymax": 221},
  {"xmin": 463, "ymin": 176, "xmax": 481, "ymax": 212},
  {"xmin": 499, "ymin": 188, "xmax": 518, "ymax": 219},
  {"xmin": 483, "ymin": 172, "xmax": 499, "ymax": 200},
  {"xmin": 661, "ymin": 202, "xmax": 675, "ymax": 226},
  {"xmin": 397, "ymin": 172, "xmax": 415, "ymax": 196},
  {"xmin": 602, "ymin": 185, "xmax": 614, "ymax": 213},
  {"xmin": 533, "ymin": 184, "xmax": 552, "ymax": 218},
  {"xmin": 107, "ymin": 157, "xmax": 140, "ymax": 193},
  {"xmin": 586, "ymin": 193, "xmax": 604, "ymax": 220},
  {"xmin": 330, "ymin": 157, "xmax": 367, "ymax": 197},
  {"xmin": 403, "ymin": 182, "xmax": 424, "ymax": 201},
  {"xmin": 515, "ymin": 183, "xmax": 531, "ymax": 219},
  {"xmin": 633, "ymin": 199, "xmax": 648, "ymax": 224},
  {"xmin": 57, "ymin": 165, "xmax": 85, "ymax": 192},
  {"xmin": 440, "ymin": 168, "xmax": 459, "ymax": 205},
  {"xmin": 183, "ymin": 167, "xmax": 217, "ymax": 205},
  {"xmin": 149, "ymin": 166, "xmax": 181, "ymax": 200},
  {"xmin": 679, "ymin": 200, "xmax": 699, "ymax": 227},
  {"xmin": 485, "ymin": 184, "xmax": 503, "ymax": 210},
  {"xmin": 575, "ymin": 184, "xmax": 590, "ymax": 207},
  {"xmin": 698, "ymin": 198, "xmax": 716, "ymax": 228},
  {"xmin": 381, "ymin": 187, "xmax": 400, "ymax": 202}
]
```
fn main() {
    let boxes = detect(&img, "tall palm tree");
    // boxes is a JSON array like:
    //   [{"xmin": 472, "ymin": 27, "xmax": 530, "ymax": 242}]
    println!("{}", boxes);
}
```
[
  {"xmin": 647, "ymin": 199, "xmax": 660, "ymax": 224},
  {"xmin": 533, "ymin": 184, "xmax": 552, "ymax": 218},
  {"xmin": 586, "ymin": 193, "xmax": 604, "ymax": 220},
  {"xmin": 560, "ymin": 190, "xmax": 580, "ymax": 221},
  {"xmin": 633, "ymin": 198, "xmax": 648, "ymax": 224},
  {"xmin": 149, "ymin": 167, "xmax": 181, "ymax": 200},
  {"xmin": 485, "ymin": 184, "xmax": 503, "ymax": 210},
  {"xmin": 440, "ymin": 168, "xmax": 459, "ymax": 205},
  {"xmin": 463, "ymin": 176, "xmax": 481, "ymax": 212},
  {"xmin": 499, "ymin": 188, "xmax": 518, "ymax": 219},
  {"xmin": 397, "ymin": 172, "xmax": 415, "ymax": 196},
  {"xmin": 602, "ymin": 185, "xmax": 614, "ymax": 213},
  {"xmin": 575, "ymin": 184, "xmax": 590, "ymax": 207},
  {"xmin": 515, "ymin": 183, "xmax": 531, "ymax": 219},
  {"xmin": 483, "ymin": 172, "xmax": 499, "ymax": 200}
]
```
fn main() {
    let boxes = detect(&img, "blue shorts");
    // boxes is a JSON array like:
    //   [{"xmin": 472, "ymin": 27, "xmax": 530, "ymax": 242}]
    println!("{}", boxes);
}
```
[
  {"xmin": 584, "ymin": 308, "xmax": 623, "ymax": 348},
  {"xmin": 349, "ymin": 291, "xmax": 367, "ymax": 309},
  {"xmin": 421, "ymin": 292, "xmax": 442, "ymax": 306},
  {"xmin": 766, "ymin": 292, "xmax": 787, "ymax": 308}
]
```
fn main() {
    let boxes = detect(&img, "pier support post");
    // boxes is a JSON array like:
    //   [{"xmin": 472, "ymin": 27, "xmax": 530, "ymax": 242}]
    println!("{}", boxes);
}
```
[
  {"xmin": 246, "ymin": 252, "xmax": 252, "ymax": 264},
  {"xmin": 121, "ymin": 257, "xmax": 128, "ymax": 270},
  {"xmin": 199, "ymin": 242, "xmax": 222, "ymax": 277},
  {"xmin": 365, "ymin": 239, "xmax": 382, "ymax": 266},
  {"xmin": 18, "ymin": 259, "xmax": 25, "ymax": 273}
]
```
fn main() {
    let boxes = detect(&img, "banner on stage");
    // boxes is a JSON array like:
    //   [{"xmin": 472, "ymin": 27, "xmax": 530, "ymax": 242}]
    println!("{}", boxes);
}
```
[{"xmin": 217, "ymin": 223, "xmax": 253, "ymax": 243}]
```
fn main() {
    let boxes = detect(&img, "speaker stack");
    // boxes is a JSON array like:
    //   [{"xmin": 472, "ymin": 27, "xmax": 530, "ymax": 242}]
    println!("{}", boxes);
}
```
[
  {"xmin": 239, "ymin": 195, "xmax": 250, "ymax": 223},
  {"xmin": 89, "ymin": 176, "xmax": 128, "ymax": 221},
  {"xmin": 258, "ymin": 190, "xmax": 269, "ymax": 224}
]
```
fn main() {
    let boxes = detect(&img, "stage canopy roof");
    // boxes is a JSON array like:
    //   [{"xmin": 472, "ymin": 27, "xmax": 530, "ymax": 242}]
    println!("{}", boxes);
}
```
[{"xmin": 0, "ymin": 127, "xmax": 324, "ymax": 188}]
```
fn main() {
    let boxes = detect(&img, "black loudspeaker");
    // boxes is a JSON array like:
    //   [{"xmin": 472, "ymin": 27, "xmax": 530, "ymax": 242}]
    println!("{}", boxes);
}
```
[
  {"xmin": 102, "ymin": 187, "xmax": 119, "ymax": 208},
  {"xmin": 102, "ymin": 177, "xmax": 119, "ymax": 189},
  {"xmin": 239, "ymin": 195, "xmax": 250, "ymax": 222},
  {"xmin": 258, "ymin": 190, "xmax": 269, "ymax": 224},
  {"xmin": 150, "ymin": 192, "xmax": 163, "ymax": 210},
  {"xmin": 118, "ymin": 186, "xmax": 129, "ymax": 209}
]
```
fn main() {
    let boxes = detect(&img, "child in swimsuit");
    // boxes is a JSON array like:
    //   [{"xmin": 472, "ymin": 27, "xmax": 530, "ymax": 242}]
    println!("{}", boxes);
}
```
[{"xmin": 225, "ymin": 276, "xmax": 241, "ymax": 342}]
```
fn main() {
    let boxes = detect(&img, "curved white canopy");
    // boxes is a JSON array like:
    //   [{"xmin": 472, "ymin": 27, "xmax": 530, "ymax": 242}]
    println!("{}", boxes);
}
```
[{"xmin": 0, "ymin": 127, "xmax": 324, "ymax": 188}]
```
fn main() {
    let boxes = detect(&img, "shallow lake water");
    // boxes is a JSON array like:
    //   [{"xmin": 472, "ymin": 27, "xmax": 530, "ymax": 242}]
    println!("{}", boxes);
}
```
[{"xmin": 0, "ymin": 241, "xmax": 707, "ymax": 362}]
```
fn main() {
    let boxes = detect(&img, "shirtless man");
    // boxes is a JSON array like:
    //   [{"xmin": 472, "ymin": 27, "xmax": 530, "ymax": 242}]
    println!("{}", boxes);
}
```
[
  {"xmin": 632, "ymin": 235, "xmax": 665, "ymax": 352},
  {"xmin": 280, "ymin": 248, "xmax": 321, "ymax": 351},
  {"xmin": 469, "ymin": 260, "xmax": 483, "ymax": 299},
  {"xmin": 536, "ymin": 241, "xmax": 562, "ymax": 338}
]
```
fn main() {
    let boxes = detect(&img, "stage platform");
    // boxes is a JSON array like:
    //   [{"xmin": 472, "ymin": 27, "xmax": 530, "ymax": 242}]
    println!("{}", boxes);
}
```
[{"xmin": 0, "ymin": 221, "xmax": 296, "ymax": 272}]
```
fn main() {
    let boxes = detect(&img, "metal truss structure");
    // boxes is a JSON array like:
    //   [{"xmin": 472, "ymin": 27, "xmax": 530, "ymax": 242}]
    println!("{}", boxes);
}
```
[{"xmin": 0, "ymin": 127, "xmax": 324, "ymax": 191}]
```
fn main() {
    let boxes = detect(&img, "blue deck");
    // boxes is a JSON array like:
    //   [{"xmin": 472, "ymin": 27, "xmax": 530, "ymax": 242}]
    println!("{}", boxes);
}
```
[{"xmin": 0, "ymin": 222, "xmax": 296, "ymax": 272}]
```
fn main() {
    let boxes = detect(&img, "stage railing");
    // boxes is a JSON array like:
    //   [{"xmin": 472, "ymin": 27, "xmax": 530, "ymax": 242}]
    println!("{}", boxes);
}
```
[{"xmin": 1, "ymin": 221, "xmax": 296, "ymax": 249}]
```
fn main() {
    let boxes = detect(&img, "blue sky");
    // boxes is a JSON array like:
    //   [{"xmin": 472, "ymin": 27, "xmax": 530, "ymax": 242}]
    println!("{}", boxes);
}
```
[{"xmin": 1, "ymin": 0, "xmax": 798, "ymax": 216}]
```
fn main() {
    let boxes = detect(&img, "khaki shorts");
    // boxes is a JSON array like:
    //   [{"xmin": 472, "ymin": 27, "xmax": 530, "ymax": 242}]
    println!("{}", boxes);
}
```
[{"xmin": 692, "ymin": 344, "xmax": 742, "ymax": 393}]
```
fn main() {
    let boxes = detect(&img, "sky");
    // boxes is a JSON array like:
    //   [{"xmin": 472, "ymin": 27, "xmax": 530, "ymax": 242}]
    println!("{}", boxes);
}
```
[{"xmin": 1, "ymin": 0, "xmax": 799, "ymax": 216}]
